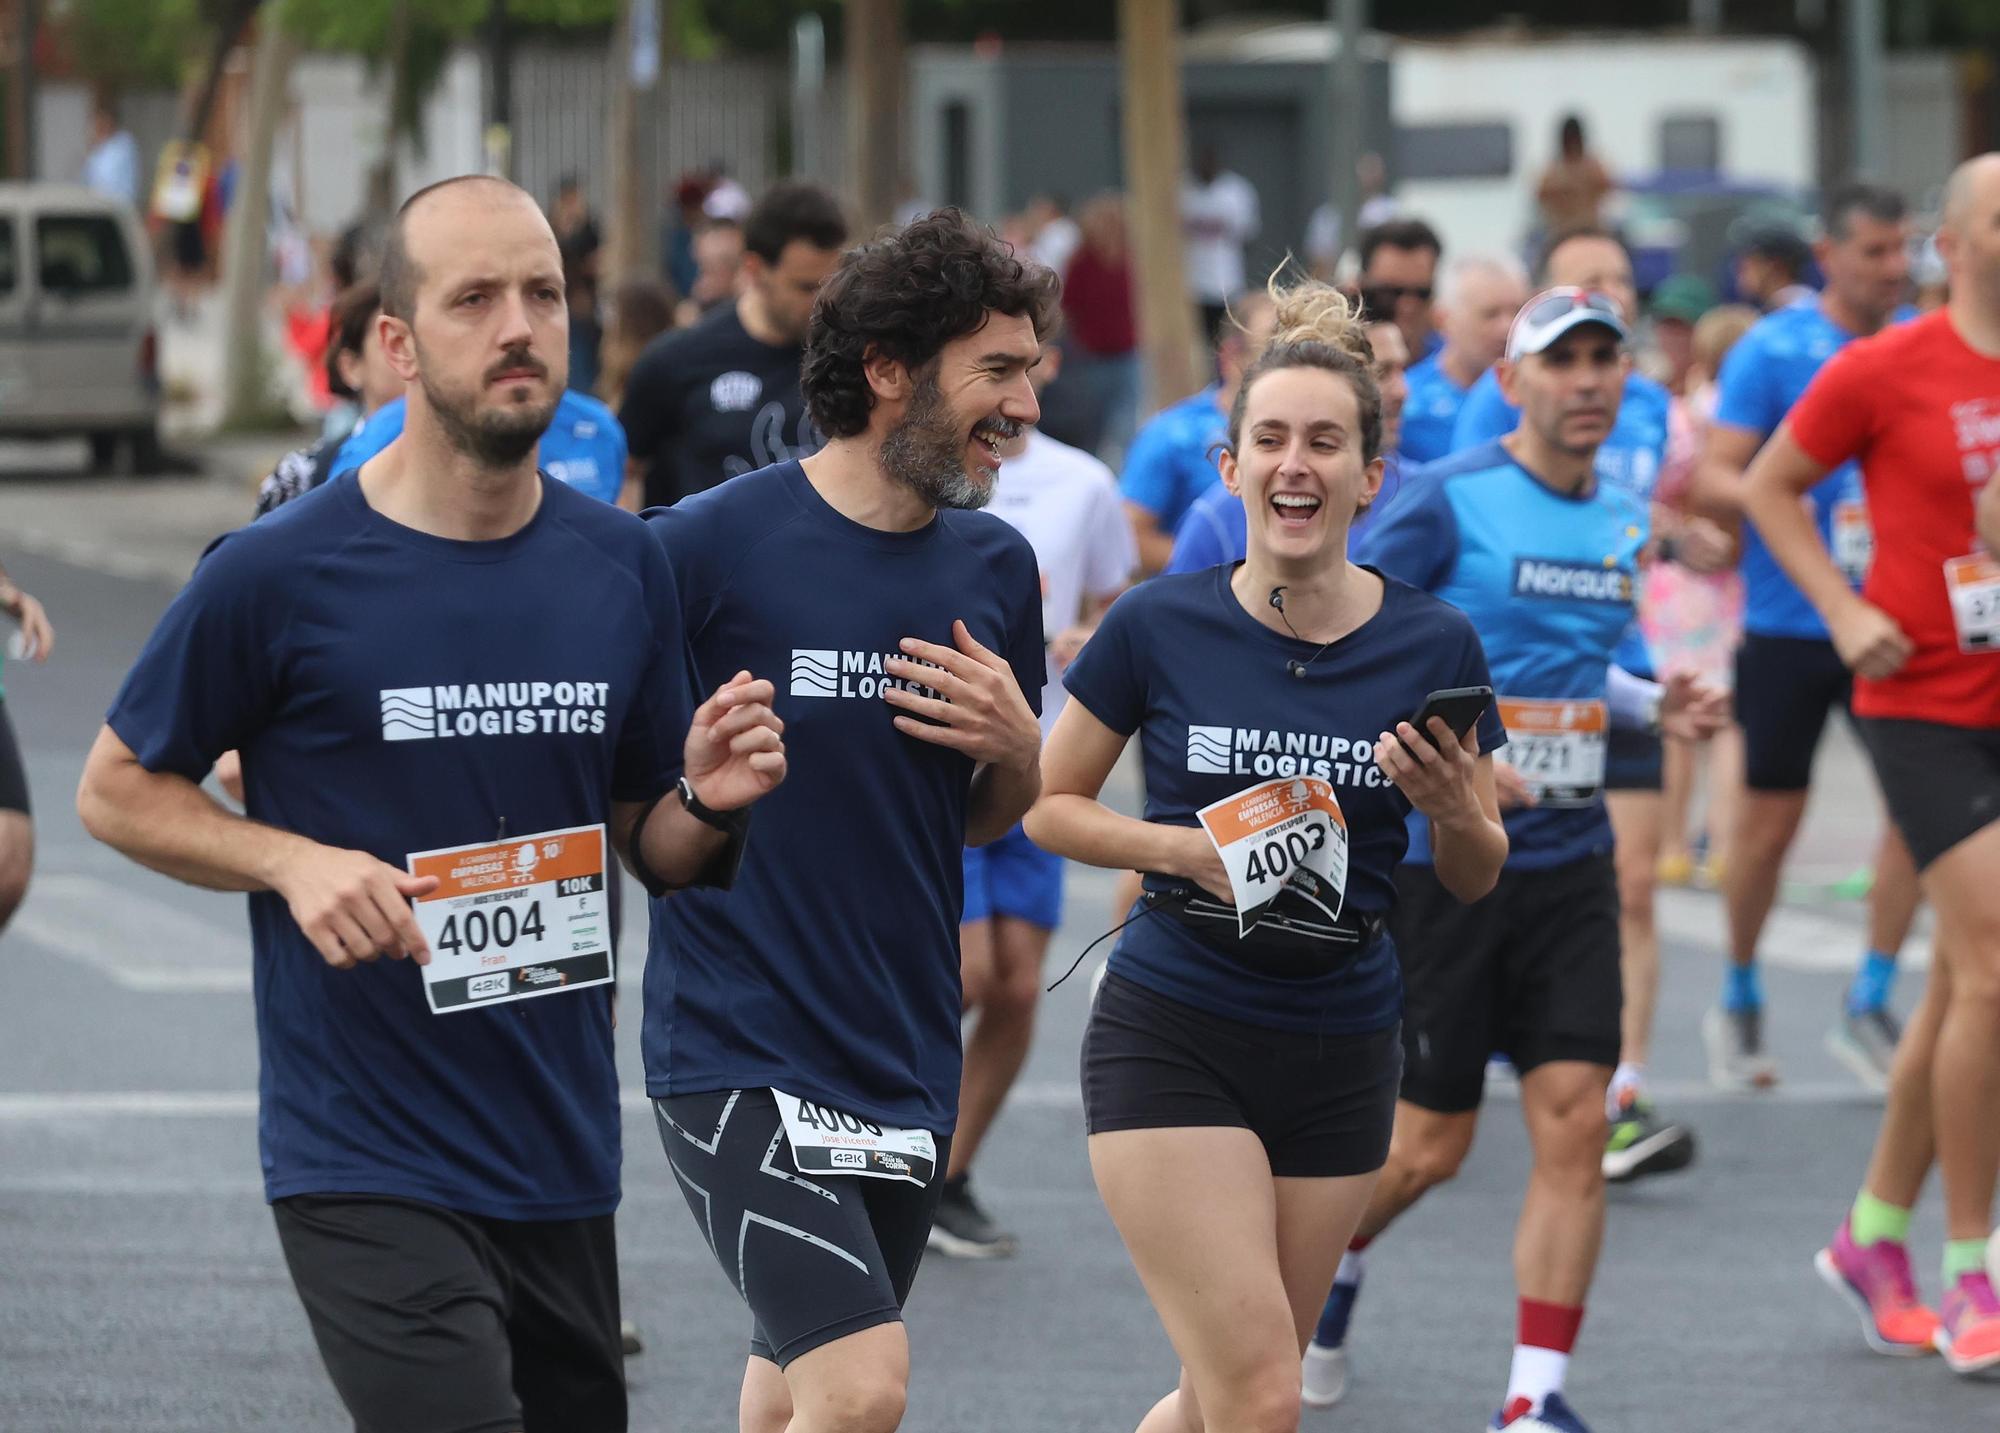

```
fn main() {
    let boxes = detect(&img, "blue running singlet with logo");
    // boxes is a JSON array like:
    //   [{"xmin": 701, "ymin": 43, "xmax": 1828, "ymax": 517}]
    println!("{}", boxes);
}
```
[
  {"xmin": 1397, "ymin": 351, "xmax": 1472, "ymax": 468},
  {"xmin": 1118, "ymin": 385, "xmax": 1229, "ymax": 535},
  {"xmin": 1356, "ymin": 440, "xmax": 1647, "ymax": 869},
  {"xmin": 1062, "ymin": 566, "xmax": 1505, "ymax": 1034},
  {"xmin": 105, "ymin": 473, "xmax": 691, "ymax": 1218},
  {"xmin": 642, "ymin": 461, "xmax": 1045, "ymax": 1135},
  {"xmin": 1711, "ymin": 299, "xmax": 1915, "ymax": 640}
]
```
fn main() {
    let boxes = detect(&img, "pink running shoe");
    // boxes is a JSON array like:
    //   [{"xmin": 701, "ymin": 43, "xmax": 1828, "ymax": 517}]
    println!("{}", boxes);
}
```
[
  {"xmin": 1813, "ymin": 1220, "xmax": 1940, "ymax": 1356},
  {"xmin": 1936, "ymin": 1271, "xmax": 2000, "ymax": 1375}
]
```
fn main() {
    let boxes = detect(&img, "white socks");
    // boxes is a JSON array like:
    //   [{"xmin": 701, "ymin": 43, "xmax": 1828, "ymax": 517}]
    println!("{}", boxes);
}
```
[
  {"xmin": 1505, "ymin": 1343, "xmax": 1569, "ymax": 1413},
  {"xmin": 1333, "ymin": 1248, "xmax": 1365, "ymax": 1289},
  {"xmin": 1606, "ymin": 1061, "xmax": 1645, "ymax": 1118}
]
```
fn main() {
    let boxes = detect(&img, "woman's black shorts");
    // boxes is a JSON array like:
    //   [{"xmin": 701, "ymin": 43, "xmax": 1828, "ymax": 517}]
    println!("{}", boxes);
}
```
[{"xmin": 1081, "ymin": 970, "xmax": 1401, "ymax": 1178}]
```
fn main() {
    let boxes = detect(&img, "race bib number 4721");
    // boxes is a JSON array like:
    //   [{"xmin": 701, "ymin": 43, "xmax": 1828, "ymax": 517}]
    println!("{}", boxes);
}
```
[
  {"xmin": 406, "ymin": 824, "xmax": 612, "ymax": 1014},
  {"xmin": 1497, "ymin": 697, "xmax": 1607, "ymax": 807}
]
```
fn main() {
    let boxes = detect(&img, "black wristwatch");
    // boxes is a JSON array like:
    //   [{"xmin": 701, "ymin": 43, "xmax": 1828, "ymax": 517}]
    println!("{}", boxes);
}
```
[{"xmin": 677, "ymin": 775, "xmax": 749, "ymax": 838}]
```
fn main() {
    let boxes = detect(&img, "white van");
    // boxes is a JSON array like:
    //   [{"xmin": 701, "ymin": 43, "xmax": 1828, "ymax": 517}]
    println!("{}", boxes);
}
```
[{"xmin": 0, "ymin": 182, "xmax": 161, "ymax": 471}]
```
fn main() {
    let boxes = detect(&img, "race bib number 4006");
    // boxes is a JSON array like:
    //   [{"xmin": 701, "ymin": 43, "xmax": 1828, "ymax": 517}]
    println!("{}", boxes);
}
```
[
  {"xmin": 406, "ymin": 824, "xmax": 612, "ymax": 1014},
  {"xmin": 1196, "ymin": 777, "xmax": 1349, "ymax": 938},
  {"xmin": 1497, "ymin": 697, "xmax": 1607, "ymax": 807},
  {"xmin": 774, "ymin": 1090, "xmax": 937, "ymax": 1186}
]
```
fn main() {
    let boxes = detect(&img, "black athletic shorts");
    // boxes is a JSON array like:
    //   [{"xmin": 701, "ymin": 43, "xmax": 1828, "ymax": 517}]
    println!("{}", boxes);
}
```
[
  {"xmin": 1081, "ymin": 970, "xmax": 1402, "ymax": 1178},
  {"xmin": 1735, "ymin": 632, "xmax": 1852, "ymax": 791},
  {"xmin": 655, "ymin": 1088, "xmax": 949, "ymax": 1368},
  {"xmin": 1396, "ymin": 856, "xmax": 1622, "ymax": 1114},
  {"xmin": 0, "ymin": 697, "xmax": 27, "ymax": 815},
  {"xmin": 1604, "ymin": 725, "xmax": 1664, "ymax": 792},
  {"xmin": 271, "ymin": 1194, "xmax": 625, "ymax": 1433},
  {"xmin": 1857, "ymin": 717, "xmax": 2000, "ymax": 872}
]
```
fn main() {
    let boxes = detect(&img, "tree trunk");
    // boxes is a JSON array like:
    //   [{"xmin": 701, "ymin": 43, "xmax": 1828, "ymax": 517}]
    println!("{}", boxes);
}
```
[
  {"xmin": 1118, "ymin": 0, "xmax": 1200, "ymax": 409},
  {"xmin": 181, "ymin": 0, "xmax": 265, "ymax": 148},
  {"xmin": 603, "ymin": 0, "xmax": 666, "ymax": 287},
  {"xmin": 216, "ymin": 18, "xmax": 299, "ymax": 428},
  {"xmin": 365, "ymin": 0, "xmax": 413, "ymax": 217},
  {"xmin": 845, "ymin": 0, "xmax": 904, "ymax": 234}
]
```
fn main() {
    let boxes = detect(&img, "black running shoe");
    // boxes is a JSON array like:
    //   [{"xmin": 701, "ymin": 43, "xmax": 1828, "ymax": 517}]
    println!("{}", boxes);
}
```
[{"xmin": 927, "ymin": 1175, "xmax": 1019, "ymax": 1259}]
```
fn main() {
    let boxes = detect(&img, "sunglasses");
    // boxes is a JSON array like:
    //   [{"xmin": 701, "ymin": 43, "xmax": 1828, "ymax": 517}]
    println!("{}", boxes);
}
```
[
  {"xmin": 1360, "ymin": 283, "xmax": 1433, "ymax": 311},
  {"xmin": 1519, "ymin": 288, "xmax": 1621, "ymax": 329}
]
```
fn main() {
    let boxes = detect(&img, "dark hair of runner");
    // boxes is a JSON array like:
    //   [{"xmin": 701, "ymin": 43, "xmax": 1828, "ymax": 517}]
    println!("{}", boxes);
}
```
[
  {"xmin": 743, "ymin": 181, "xmax": 849, "ymax": 265},
  {"xmin": 1358, "ymin": 217, "xmax": 1442, "ymax": 272},
  {"xmin": 1535, "ymin": 224, "xmax": 1632, "ymax": 284},
  {"xmin": 1824, "ymin": 182, "xmax": 1908, "ymax": 241},
  {"xmin": 324, "ymin": 280, "xmax": 383, "ymax": 402},
  {"xmin": 801, "ymin": 208, "xmax": 1061, "ymax": 440},
  {"xmin": 1223, "ymin": 277, "xmax": 1383, "ymax": 464}
]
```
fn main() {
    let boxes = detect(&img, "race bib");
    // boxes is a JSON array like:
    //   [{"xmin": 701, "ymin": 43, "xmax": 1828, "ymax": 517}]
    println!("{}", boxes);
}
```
[
  {"xmin": 1945, "ymin": 553, "xmax": 2000, "ymax": 654},
  {"xmin": 1833, "ymin": 499, "xmax": 1874, "ymax": 586},
  {"xmin": 774, "ymin": 1090, "xmax": 937, "ymax": 1186},
  {"xmin": 406, "ymin": 824, "xmax": 612, "ymax": 1014},
  {"xmin": 1497, "ymin": 697, "xmax": 1608, "ymax": 807},
  {"xmin": 1196, "ymin": 777, "xmax": 1349, "ymax": 939}
]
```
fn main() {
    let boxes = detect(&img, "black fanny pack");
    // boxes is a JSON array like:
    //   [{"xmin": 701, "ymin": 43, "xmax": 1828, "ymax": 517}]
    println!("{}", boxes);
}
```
[{"xmin": 1140, "ymin": 875, "xmax": 1385, "ymax": 981}]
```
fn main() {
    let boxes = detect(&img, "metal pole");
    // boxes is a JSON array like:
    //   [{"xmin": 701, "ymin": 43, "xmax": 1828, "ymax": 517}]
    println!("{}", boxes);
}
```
[
  {"xmin": 1846, "ymin": 0, "xmax": 1886, "ymax": 178},
  {"xmin": 9, "ymin": 0, "xmax": 37, "ymax": 181},
  {"xmin": 1690, "ymin": 0, "xmax": 1723, "ymax": 35},
  {"xmin": 1328, "ymin": 0, "xmax": 1365, "ymax": 269}
]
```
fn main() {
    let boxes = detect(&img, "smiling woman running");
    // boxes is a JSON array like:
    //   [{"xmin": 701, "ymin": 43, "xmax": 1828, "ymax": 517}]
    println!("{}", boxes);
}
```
[{"xmin": 1025, "ymin": 280, "xmax": 1510, "ymax": 1433}]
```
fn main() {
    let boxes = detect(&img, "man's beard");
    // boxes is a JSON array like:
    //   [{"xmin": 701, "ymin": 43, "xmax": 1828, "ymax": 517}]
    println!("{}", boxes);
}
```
[
  {"xmin": 880, "ymin": 372, "xmax": 1014, "ymax": 511},
  {"xmin": 418, "ymin": 344, "xmax": 559, "ymax": 468}
]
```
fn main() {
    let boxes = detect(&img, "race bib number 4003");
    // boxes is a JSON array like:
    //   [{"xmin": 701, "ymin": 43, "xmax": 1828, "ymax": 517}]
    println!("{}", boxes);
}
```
[
  {"xmin": 1196, "ymin": 777, "xmax": 1349, "ymax": 938},
  {"xmin": 773, "ymin": 1090, "xmax": 937, "ymax": 1186},
  {"xmin": 1497, "ymin": 697, "xmax": 1607, "ymax": 807},
  {"xmin": 406, "ymin": 824, "xmax": 612, "ymax": 1014}
]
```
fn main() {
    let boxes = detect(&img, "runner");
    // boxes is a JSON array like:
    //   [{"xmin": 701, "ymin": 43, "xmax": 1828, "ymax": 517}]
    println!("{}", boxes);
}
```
[
  {"xmin": 73, "ymin": 175, "xmax": 787, "ymax": 1433},
  {"xmin": 1692, "ymin": 182, "xmax": 1920, "ymax": 1093},
  {"xmin": 1746, "ymin": 152, "xmax": 2000, "ymax": 1376},
  {"xmin": 642, "ymin": 209, "xmax": 1052, "ymax": 1432},
  {"xmin": 1118, "ymin": 289, "xmax": 1277, "ymax": 573},
  {"xmin": 1398, "ymin": 255, "xmax": 1527, "ymax": 467},
  {"xmin": 932, "ymin": 344, "xmax": 1137, "ymax": 1260},
  {"xmin": 1309, "ymin": 289, "xmax": 1725, "ymax": 1429},
  {"xmin": 333, "ymin": 386, "xmax": 630, "ymax": 507},
  {"xmin": 1163, "ymin": 303, "xmax": 1410, "ymax": 573},
  {"xmin": 255, "ymin": 280, "xmax": 400, "ymax": 514},
  {"xmin": 1452, "ymin": 225, "xmax": 1703, "ymax": 1182},
  {"xmin": 1026, "ymin": 279, "xmax": 1508, "ymax": 1433},
  {"xmin": 0, "ymin": 559, "xmax": 53, "ymax": 937},
  {"xmin": 620, "ymin": 181, "xmax": 848, "ymax": 509}
]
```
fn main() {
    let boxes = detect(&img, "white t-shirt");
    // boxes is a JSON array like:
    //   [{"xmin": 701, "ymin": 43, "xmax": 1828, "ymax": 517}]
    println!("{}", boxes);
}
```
[
  {"xmin": 1030, "ymin": 215, "xmax": 1081, "ymax": 277},
  {"xmin": 985, "ymin": 431, "xmax": 1137, "ymax": 734},
  {"xmin": 1304, "ymin": 195, "xmax": 1402, "ymax": 270},
  {"xmin": 1180, "ymin": 171, "xmax": 1261, "ymax": 303}
]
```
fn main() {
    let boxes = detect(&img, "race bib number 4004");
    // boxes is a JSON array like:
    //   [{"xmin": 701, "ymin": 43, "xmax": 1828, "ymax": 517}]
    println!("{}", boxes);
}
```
[
  {"xmin": 1497, "ymin": 697, "xmax": 1607, "ymax": 807},
  {"xmin": 774, "ymin": 1090, "xmax": 937, "ymax": 1186},
  {"xmin": 406, "ymin": 824, "xmax": 612, "ymax": 1014},
  {"xmin": 1196, "ymin": 777, "xmax": 1349, "ymax": 938},
  {"xmin": 1945, "ymin": 553, "xmax": 2000, "ymax": 654}
]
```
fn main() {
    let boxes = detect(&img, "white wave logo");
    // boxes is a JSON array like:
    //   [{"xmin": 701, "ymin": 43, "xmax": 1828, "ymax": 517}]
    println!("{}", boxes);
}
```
[
  {"xmin": 380, "ymin": 687, "xmax": 436, "ymax": 741},
  {"xmin": 1186, "ymin": 724, "xmax": 1234, "ymax": 774},
  {"xmin": 789, "ymin": 649, "xmax": 840, "ymax": 699}
]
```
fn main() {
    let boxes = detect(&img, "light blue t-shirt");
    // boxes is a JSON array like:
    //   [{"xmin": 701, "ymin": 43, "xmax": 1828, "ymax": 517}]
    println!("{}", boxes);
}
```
[
  {"xmin": 1398, "ymin": 351, "xmax": 1472, "ymax": 468},
  {"xmin": 1711, "ymin": 300, "xmax": 1913, "ymax": 640},
  {"xmin": 1450, "ymin": 367, "xmax": 1670, "ymax": 675},
  {"xmin": 1163, "ymin": 462, "xmax": 1402, "ymax": 576},
  {"xmin": 1118, "ymin": 386, "xmax": 1228, "ymax": 535},
  {"xmin": 1356, "ymin": 440, "xmax": 1647, "ymax": 871},
  {"xmin": 336, "ymin": 391, "xmax": 630, "ymax": 507}
]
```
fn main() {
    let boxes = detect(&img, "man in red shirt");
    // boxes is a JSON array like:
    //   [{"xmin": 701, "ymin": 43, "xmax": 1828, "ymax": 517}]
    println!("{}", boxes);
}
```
[{"xmin": 1745, "ymin": 152, "xmax": 2000, "ymax": 1376}]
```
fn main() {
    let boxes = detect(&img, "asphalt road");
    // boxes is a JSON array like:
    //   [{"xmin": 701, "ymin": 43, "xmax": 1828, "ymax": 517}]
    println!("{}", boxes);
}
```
[{"xmin": 0, "ymin": 465, "xmax": 1990, "ymax": 1432}]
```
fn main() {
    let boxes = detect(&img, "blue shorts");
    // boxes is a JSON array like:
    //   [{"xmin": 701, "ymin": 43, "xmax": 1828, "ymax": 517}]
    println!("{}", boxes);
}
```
[{"xmin": 961, "ymin": 824, "xmax": 1065, "ymax": 930}]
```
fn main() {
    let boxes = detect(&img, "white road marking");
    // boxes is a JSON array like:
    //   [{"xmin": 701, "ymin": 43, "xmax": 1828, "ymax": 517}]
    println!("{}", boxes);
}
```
[{"xmin": 12, "ymin": 872, "xmax": 252, "ymax": 992}]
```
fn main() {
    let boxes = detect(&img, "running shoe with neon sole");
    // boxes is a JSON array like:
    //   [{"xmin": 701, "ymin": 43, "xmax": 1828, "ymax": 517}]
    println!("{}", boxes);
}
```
[
  {"xmin": 1602, "ymin": 1094, "xmax": 1696, "ymax": 1183},
  {"xmin": 1301, "ymin": 1276, "xmax": 1362, "ymax": 1407},
  {"xmin": 1825, "ymin": 1006, "xmax": 1900, "ymax": 1095},
  {"xmin": 1488, "ymin": 1391, "xmax": 1592, "ymax": 1431},
  {"xmin": 1703, "ymin": 1004, "xmax": 1778, "ymax": 1090},
  {"xmin": 1936, "ymin": 1271, "xmax": 2000, "ymax": 1375},
  {"xmin": 1813, "ymin": 1219, "xmax": 1940, "ymax": 1356}
]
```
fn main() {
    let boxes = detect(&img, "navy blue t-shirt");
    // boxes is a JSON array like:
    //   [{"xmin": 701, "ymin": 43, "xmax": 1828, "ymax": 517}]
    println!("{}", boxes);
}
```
[
  {"xmin": 105, "ymin": 473, "xmax": 691, "ymax": 1219},
  {"xmin": 1062, "ymin": 566, "xmax": 1505, "ymax": 1034},
  {"xmin": 643, "ymin": 461, "xmax": 1045, "ymax": 1134}
]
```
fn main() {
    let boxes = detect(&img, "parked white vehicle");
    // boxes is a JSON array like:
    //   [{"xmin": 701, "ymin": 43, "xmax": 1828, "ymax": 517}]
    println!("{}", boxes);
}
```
[{"xmin": 0, "ymin": 182, "xmax": 161, "ymax": 472}]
